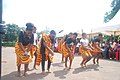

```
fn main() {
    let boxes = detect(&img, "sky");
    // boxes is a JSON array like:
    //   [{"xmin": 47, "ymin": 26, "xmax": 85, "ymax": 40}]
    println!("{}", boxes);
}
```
[{"xmin": 3, "ymin": 0, "xmax": 119, "ymax": 36}]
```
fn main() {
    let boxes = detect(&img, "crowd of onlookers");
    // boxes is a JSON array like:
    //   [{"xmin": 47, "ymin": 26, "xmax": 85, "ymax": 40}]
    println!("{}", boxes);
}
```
[
  {"xmin": 55, "ymin": 35, "xmax": 120, "ymax": 61},
  {"xmin": 101, "ymin": 38, "xmax": 120, "ymax": 60}
]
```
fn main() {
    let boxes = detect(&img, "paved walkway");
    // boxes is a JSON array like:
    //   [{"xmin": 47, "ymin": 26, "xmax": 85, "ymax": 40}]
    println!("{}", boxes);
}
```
[{"xmin": 1, "ymin": 47, "xmax": 120, "ymax": 80}]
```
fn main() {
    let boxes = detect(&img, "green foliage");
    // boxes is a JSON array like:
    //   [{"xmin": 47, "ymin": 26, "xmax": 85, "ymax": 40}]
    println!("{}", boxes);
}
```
[
  {"xmin": 118, "ymin": 35, "xmax": 120, "ymax": 40},
  {"xmin": 2, "ymin": 24, "xmax": 21, "ymax": 42},
  {"xmin": 2, "ymin": 23, "xmax": 21, "ymax": 47},
  {"xmin": 2, "ymin": 41, "xmax": 15, "ymax": 47},
  {"xmin": 36, "ymin": 32, "xmax": 42, "ymax": 41},
  {"xmin": 102, "ymin": 35, "xmax": 110, "ymax": 42},
  {"xmin": 104, "ymin": 0, "xmax": 120, "ymax": 23}
]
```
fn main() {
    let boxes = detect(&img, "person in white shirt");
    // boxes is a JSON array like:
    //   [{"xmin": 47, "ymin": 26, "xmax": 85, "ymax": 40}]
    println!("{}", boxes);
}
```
[
  {"xmin": 79, "ymin": 33, "xmax": 92, "ymax": 68},
  {"xmin": 33, "ymin": 27, "xmax": 38, "ymax": 69}
]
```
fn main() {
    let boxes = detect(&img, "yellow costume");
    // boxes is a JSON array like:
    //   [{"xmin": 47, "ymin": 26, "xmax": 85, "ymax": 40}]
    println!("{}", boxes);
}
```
[
  {"xmin": 58, "ymin": 39, "xmax": 64, "ymax": 54},
  {"xmin": 79, "ymin": 38, "xmax": 93, "ymax": 59},
  {"xmin": 79, "ymin": 46, "xmax": 92, "ymax": 59},
  {"xmin": 62, "ymin": 42, "xmax": 74, "ymax": 60},
  {"xmin": 15, "ymin": 42, "xmax": 36, "ymax": 66},
  {"xmin": 91, "ymin": 43, "xmax": 103, "ymax": 54},
  {"xmin": 36, "ymin": 33, "xmax": 54, "ymax": 66}
]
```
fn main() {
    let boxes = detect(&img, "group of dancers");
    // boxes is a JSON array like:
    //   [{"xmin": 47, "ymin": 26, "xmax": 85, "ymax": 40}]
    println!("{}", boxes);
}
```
[
  {"xmin": 15, "ymin": 22, "xmax": 56, "ymax": 76},
  {"xmin": 58, "ymin": 32, "xmax": 103, "ymax": 69},
  {"xmin": 15, "ymin": 22, "xmax": 104, "ymax": 77}
]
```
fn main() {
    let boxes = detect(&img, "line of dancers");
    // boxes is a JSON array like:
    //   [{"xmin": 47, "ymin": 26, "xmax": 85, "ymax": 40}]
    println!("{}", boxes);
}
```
[
  {"xmin": 15, "ymin": 22, "xmax": 104, "ymax": 77},
  {"xmin": 58, "ymin": 32, "xmax": 104, "ymax": 69}
]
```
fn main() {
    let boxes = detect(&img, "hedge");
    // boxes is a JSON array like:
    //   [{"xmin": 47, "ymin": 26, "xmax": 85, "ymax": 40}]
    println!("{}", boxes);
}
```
[{"xmin": 2, "ymin": 41, "xmax": 15, "ymax": 47}]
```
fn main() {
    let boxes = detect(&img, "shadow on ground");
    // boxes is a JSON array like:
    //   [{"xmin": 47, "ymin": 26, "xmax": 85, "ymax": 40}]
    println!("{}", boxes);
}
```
[
  {"xmin": 72, "ymin": 64, "xmax": 101, "ymax": 74},
  {"xmin": 1, "ymin": 71, "xmax": 49, "ymax": 80},
  {"xmin": 52, "ymin": 62, "xmax": 64, "ymax": 67},
  {"xmin": 53, "ymin": 69, "xmax": 69, "ymax": 79}
]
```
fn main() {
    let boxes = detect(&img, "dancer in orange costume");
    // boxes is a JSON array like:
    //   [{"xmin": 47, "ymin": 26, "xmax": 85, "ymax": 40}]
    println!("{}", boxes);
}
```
[
  {"xmin": 62, "ymin": 33, "xmax": 78, "ymax": 70},
  {"xmin": 36, "ymin": 30, "xmax": 56, "ymax": 74},
  {"xmin": 90, "ymin": 33, "xmax": 103, "ymax": 64},
  {"xmin": 79, "ymin": 33, "xmax": 93, "ymax": 68},
  {"xmin": 58, "ymin": 35, "xmax": 68, "ymax": 63},
  {"xmin": 15, "ymin": 23, "xmax": 35, "ymax": 76},
  {"xmin": 58, "ymin": 39, "xmax": 64, "ymax": 62}
]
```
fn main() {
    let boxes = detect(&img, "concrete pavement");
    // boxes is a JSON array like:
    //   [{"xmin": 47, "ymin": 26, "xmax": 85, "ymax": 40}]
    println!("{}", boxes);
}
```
[{"xmin": 1, "ymin": 47, "xmax": 120, "ymax": 80}]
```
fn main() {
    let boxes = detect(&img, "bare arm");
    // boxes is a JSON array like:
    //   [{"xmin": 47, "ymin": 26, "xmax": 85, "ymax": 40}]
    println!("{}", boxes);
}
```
[
  {"xmin": 81, "ymin": 42, "xmax": 93, "ymax": 51},
  {"xmin": 88, "ymin": 43, "xmax": 94, "ymax": 50},
  {"xmin": 65, "ymin": 43, "xmax": 72, "ymax": 54},
  {"xmin": 96, "ymin": 44, "xmax": 101, "ymax": 49},
  {"xmin": 26, "ymin": 44, "xmax": 33, "ymax": 52},
  {"xmin": 43, "ymin": 40, "xmax": 54, "ymax": 56},
  {"xmin": 18, "ymin": 42, "xmax": 25, "ymax": 52}
]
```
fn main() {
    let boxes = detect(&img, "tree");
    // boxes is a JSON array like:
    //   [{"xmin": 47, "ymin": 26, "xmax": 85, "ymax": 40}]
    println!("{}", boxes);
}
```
[
  {"xmin": 43, "ymin": 26, "xmax": 50, "ymax": 34},
  {"xmin": 36, "ymin": 32, "xmax": 42, "ymax": 41},
  {"xmin": 104, "ymin": 0, "xmax": 120, "ymax": 23},
  {"xmin": 2, "ymin": 24, "xmax": 21, "ymax": 42}
]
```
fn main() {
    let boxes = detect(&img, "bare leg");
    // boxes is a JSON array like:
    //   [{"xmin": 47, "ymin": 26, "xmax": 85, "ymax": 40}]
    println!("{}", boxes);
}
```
[
  {"xmin": 17, "ymin": 64, "xmax": 21, "ymax": 77},
  {"xmin": 47, "ymin": 57, "xmax": 51, "ymax": 73},
  {"xmin": 93, "ymin": 56, "xmax": 96, "ymax": 64},
  {"xmin": 84, "ymin": 56, "xmax": 92, "ymax": 67},
  {"xmin": 26, "ymin": 63, "xmax": 30, "ymax": 71},
  {"xmin": 23, "ymin": 64, "xmax": 28, "ymax": 76},
  {"xmin": 33, "ymin": 52, "xmax": 37, "ymax": 69},
  {"xmin": 80, "ymin": 58, "xmax": 86, "ymax": 68},
  {"xmin": 93, "ymin": 54, "xmax": 97, "ymax": 64},
  {"xmin": 96, "ymin": 53, "xmax": 101, "ymax": 65},
  {"xmin": 65, "ymin": 57, "xmax": 68, "ymax": 68},
  {"xmin": 61, "ymin": 54, "xmax": 64, "ymax": 63},
  {"xmin": 69, "ymin": 55, "xmax": 73, "ymax": 69}
]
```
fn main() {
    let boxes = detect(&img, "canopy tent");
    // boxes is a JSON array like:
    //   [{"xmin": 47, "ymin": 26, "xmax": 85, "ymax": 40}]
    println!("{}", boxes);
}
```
[{"xmin": 92, "ymin": 10, "xmax": 120, "ymax": 33}]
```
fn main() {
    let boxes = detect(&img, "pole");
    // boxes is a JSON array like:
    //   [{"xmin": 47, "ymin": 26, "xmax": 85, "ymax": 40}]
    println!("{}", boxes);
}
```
[
  {"xmin": 0, "ymin": 0, "xmax": 2, "ymax": 79},
  {"xmin": 91, "ymin": 29, "xmax": 92, "ymax": 41},
  {"xmin": 81, "ymin": 29, "xmax": 83, "ymax": 33},
  {"xmin": 0, "ymin": 34, "xmax": 1, "ymax": 80}
]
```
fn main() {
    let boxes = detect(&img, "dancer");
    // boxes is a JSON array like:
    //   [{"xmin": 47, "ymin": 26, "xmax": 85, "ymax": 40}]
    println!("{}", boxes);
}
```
[
  {"xmin": 62, "ymin": 33, "xmax": 78, "ymax": 70},
  {"xmin": 79, "ymin": 33, "xmax": 92, "ymax": 68},
  {"xmin": 15, "ymin": 23, "xmax": 35, "ymax": 76},
  {"xmin": 33, "ymin": 27, "xmax": 38, "ymax": 69},
  {"xmin": 58, "ymin": 38, "xmax": 65, "ymax": 62},
  {"xmin": 58, "ymin": 35, "xmax": 68, "ymax": 63},
  {"xmin": 36, "ymin": 30, "xmax": 56, "ymax": 74},
  {"xmin": 91, "ymin": 33, "xmax": 103, "ymax": 64},
  {"xmin": 90, "ymin": 39, "xmax": 103, "ymax": 65}
]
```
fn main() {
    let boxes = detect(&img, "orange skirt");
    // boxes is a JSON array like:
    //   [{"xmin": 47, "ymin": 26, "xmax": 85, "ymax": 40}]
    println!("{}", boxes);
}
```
[
  {"xmin": 61, "ymin": 43, "xmax": 74, "ymax": 60},
  {"xmin": 92, "ymin": 48, "xmax": 103, "ymax": 55},
  {"xmin": 15, "ymin": 42, "xmax": 36, "ymax": 66},
  {"xmin": 35, "ymin": 49, "xmax": 42, "ymax": 66},
  {"xmin": 58, "ymin": 40, "xmax": 64, "ymax": 54},
  {"xmin": 35, "ymin": 49, "xmax": 53, "ymax": 66},
  {"xmin": 79, "ymin": 46, "xmax": 92, "ymax": 59}
]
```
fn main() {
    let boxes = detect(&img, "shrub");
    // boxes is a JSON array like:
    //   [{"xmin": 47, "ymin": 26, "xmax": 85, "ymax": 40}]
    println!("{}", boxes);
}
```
[{"xmin": 2, "ymin": 41, "xmax": 15, "ymax": 47}]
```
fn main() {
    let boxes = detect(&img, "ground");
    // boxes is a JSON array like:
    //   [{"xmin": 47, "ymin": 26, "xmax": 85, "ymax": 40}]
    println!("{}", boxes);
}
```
[{"xmin": 1, "ymin": 47, "xmax": 120, "ymax": 80}]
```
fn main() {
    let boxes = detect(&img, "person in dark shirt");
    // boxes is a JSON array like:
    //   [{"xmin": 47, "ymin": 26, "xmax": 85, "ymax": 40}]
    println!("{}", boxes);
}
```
[
  {"xmin": 15, "ymin": 23, "xmax": 34, "ymax": 77},
  {"xmin": 59, "ymin": 32, "xmax": 73, "ymax": 63},
  {"xmin": 63, "ymin": 32, "xmax": 78, "ymax": 70},
  {"xmin": 91, "ymin": 33, "xmax": 103, "ymax": 64},
  {"xmin": 64, "ymin": 32, "xmax": 73, "ymax": 42},
  {"xmin": 39, "ymin": 30, "xmax": 56, "ymax": 74},
  {"xmin": 18, "ymin": 30, "xmax": 34, "ymax": 46}
]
